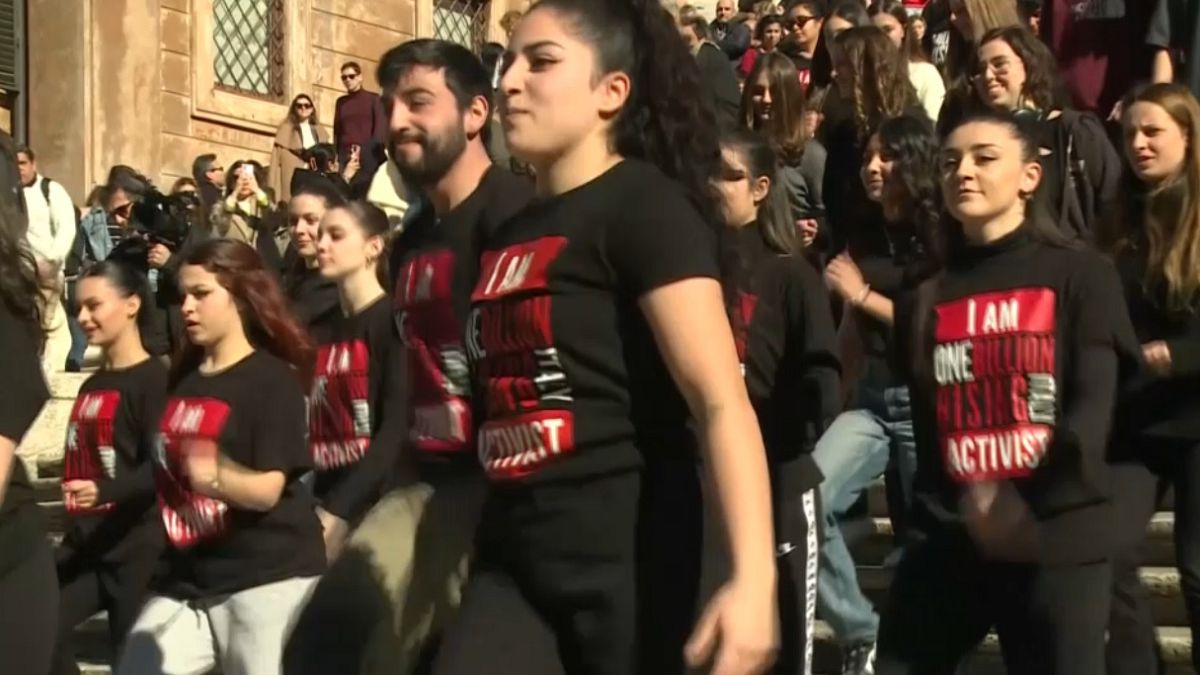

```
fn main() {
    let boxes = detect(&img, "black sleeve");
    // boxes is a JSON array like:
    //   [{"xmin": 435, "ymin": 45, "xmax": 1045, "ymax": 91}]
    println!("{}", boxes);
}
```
[
  {"xmin": 321, "ymin": 314, "xmax": 408, "ymax": 521},
  {"xmin": 1146, "ymin": 0, "xmax": 1172, "ymax": 48},
  {"xmin": 787, "ymin": 259, "xmax": 841, "ymax": 434},
  {"xmin": 606, "ymin": 180, "xmax": 720, "ymax": 296},
  {"xmin": 249, "ymin": 366, "xmax": 310, "ymax": 475},
  {"xmin": 1167, "ymin": 333, "xmax": 1200, "ymax": 377},
  {"xmin": 1073, "ymin": 113, "xmax": 1123, "ymax": 230},
  {"xmin": 0, "ymin": 314, "xmax": 48, "ymax": 443},
  {"xmin": 97, "ymin": 364, "xmax": 168, "ymax": 506},
  {"xmin": 1023, "ymin": 259, "xmax": 1135, "ymax": 518}
]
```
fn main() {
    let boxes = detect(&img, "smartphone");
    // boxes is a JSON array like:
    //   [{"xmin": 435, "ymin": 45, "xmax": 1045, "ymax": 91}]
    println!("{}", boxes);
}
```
[{"xmin": 240, "ymin": 164, "xmax": 255, "ymax": 179}]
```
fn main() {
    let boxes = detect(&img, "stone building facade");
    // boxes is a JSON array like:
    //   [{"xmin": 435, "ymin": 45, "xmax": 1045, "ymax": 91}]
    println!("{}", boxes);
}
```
[{"xmin": 22, "ymin": 0, "xmax": 525, "ymax": 203}]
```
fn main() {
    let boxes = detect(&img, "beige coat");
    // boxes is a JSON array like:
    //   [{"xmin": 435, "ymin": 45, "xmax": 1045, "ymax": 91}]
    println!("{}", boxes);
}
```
[{"xmin": 269, "ymin": 121, "xmax": 328, "ymax": 204}]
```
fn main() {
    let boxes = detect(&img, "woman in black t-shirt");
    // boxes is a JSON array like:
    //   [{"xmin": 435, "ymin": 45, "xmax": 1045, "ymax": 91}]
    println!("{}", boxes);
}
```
[
  {"xmin": 117, "ymin": 239, "xmax": 325, "ymax": 675},
  {"xmin": 715, "ymin": 129, "xmax": 840, "ymax": 675},
  {"xmin": 307, "ymin": 201, "xmax": 406, "ymax": 560},
  {"xmin": 1102, "ymin": 83, "xmax": 1200, "ymax": 674},
  {"xmin": 0, "ymin": 134, "xmax": 55, "ymax": 675},
  {"xmin": 433, "ymin": 2, "xmax": 778, "ymax": 675},
  {"xmin": 52, "ymin": 261, "xmax": 167, "ymax": 675},
  {"xmin": 876, "ymin": 110, "xmax": 1139, "ymax": 675},
  {"xmin": 285, "ymin": 177, "xmax": 344, "ymax": 328}
]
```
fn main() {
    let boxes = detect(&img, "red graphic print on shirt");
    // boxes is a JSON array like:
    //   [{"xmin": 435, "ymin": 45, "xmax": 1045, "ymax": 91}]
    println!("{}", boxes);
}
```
[
  {"xmin": 309, "ymin": 339, "xmax": 371, "ymax": 470},
  {"xmin": 731, "ymin": 291, "xmax": 759, "ymax": 369},
  {"xmin": 153, "ymin": 398, "xmax": 233, "ymax": 548},
  {"xmin": 933, "ymin": 288, "xmax": 1058, "ymax": 483},
  {"xmin": 63, "ymin": 390, "xmax": 121, "ymax": 514},
  {"xmin": 395, "ymin": 248, "xmax": 472, "ymax": 454},
  {"xmin": 468, "ymin": 236, "xmax": 574, "ymax": 480}
]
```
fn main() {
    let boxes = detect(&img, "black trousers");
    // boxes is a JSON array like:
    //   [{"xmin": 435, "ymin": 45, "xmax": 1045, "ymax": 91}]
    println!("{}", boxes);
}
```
[
  {"xmin": 433, "ymin": 464, "xmax": 702, "ymax": 675},
  {"xmin": 875, "ymin": 530, "xmax": 1111, "ymax": 675},
  {"xmin": 1105, "ymin": 461, "xmax": 1164, "ymax": 675},
  {"xmin": 767, "ymin": 485, "xmax": 820, "ymax": 675},
  {"xmin": 0, "ymin": 527, "xmax": 58, "ymax": 675},
  {"xmin": 50, "ymin": 533, "xmax": 159, "ymax": 675},
  {"xmin": 1146, "ymin": 439, "xmax": 1200, "ymax": 672}
]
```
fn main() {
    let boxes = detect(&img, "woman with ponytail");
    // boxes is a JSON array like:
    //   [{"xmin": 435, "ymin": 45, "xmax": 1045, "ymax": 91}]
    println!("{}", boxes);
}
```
[
  {"xmin": 52, "ymin": 261, "xmax": 167, "ymax": 675},
  {"xmin": 118, "ymin": 239, "xmax": 324, "ymax": 675},
  {"xmin": 715, "ymin": 129, "xmax": 840, "ymax": 675},
  {"xmin": 434, "ymin": 1, "xmax": 779, "ymax": 674}
]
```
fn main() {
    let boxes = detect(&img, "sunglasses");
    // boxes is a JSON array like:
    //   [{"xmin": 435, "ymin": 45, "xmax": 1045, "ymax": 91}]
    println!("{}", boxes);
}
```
[
  {"xmin": 788, "ymin": 15, "xmax": 817, "ymax": 29},
  {"xmin": 341, "ymin": 73, "xmax": 359, "ymax": 82},
  {"xmin": 295, "ymin": 102, "xmax": 313, "ymax": 110}
]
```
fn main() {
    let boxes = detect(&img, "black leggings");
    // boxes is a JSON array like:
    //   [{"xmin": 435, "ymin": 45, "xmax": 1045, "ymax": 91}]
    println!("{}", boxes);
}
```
[
  {"xmin": 1105, "ymin": 461, "xmax": 1163, "ymax": 675},
  {"xmin": 0, "ymin": 528, "xmax": 58, "ymax": 675},
  {"xmin": 51, "ymin": 535, "xmax": 159, "ymax": 675},
  {"xmin": 433, "ymin": 465, "xmax": 702, "ymax": 675},
  {"xmin": 876, "ymin": 530, "xmax": 1111, "ymax": 675}
]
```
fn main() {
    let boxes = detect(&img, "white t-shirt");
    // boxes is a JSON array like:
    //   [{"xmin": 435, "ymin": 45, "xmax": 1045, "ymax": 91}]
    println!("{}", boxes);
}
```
[{"xmin": 909, "ymin": 60, "xmax": 947, "ymax": 123}]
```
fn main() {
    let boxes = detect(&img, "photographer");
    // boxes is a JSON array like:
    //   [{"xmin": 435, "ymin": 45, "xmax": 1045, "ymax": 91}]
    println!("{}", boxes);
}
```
[
  {"xmin": 107, "ymin": 176, "xmax": 207, "ymax": 357},
  {"xmin": 213, "ymin": 160, "xmax": 287, "ymax": 274}
]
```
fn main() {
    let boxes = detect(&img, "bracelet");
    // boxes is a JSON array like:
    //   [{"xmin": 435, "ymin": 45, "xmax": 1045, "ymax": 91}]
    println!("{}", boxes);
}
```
[{"xmin": 852, "ymin": 284, "xmax": 872, "ymax": 308}]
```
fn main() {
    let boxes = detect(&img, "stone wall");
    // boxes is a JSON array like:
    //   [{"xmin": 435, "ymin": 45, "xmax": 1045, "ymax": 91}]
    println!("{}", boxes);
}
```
[{"xmin": 26, "ymin": 0, "xmax": 523, "ymax": 203}]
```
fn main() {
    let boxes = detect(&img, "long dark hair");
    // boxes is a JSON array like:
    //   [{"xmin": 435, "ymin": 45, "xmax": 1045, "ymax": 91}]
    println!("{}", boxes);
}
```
[
  {"xmin": 224, "ymin": 160, "xmax": 269, "ymax": 197},
  {"xmin": 531, "ymin": 0, "xmax": 727, "ymax": 273},
  {"xmin": 741, "ymin": 52, "xmax": 809, "ymax": 164},
  {"xmin": 810, "ymin": 0, "xmax": 871, "ymax": 89},
  {"xmin": 0, "ymin": 130, "xmax": 41, "ymax": 342},
  {"xmin": 836, "ymin": 26, "xmax": 917, "ymax": 140},
  {"xmin": 869, "ymin": 0, "xmax": 930, "ymax": 63},
  {"xmin": 875, "ymin": 113, "xmax": 945, "ymax": 268},
  {"xmin": 720, "ymin": 130, "xmax": 797, "ymax": 254},
  {"xmin": 172, "ymin": 239, "xmax": 314, "ymax": 387}
]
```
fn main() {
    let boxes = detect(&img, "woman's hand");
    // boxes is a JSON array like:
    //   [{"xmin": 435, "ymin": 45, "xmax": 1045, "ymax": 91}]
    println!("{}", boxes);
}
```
[
  {"xmin": 685, "ymin": 573, "xmax": 778, "ymax": 675},
  {"xmin": 316, "ymin": 506, "xmax": 350, "ymax": 563},
  {"xmin": 182, "ymin": 438, "xmax": 221, "ymax": 497},
  {"xmin": 961, "ymin": 480, "xmax": 1039, "ymax": 562},
  {"xmin": 796, "ymin": 219, "xmax": 819, "ymax": 248},
  {"xmin": 1142, "ymin": 340, "xmax": 1172, "ymax": 377},
  {"xmin": 824, "ymin": 252, "xmax": 867, "ymax": 302},
  {"xmin": 63, "ymin": 479, "xmax": 99, "ymax": 510}
]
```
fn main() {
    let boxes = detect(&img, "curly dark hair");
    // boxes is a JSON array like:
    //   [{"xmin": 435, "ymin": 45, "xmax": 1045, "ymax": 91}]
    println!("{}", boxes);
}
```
[
  {"xmin": 836, "ymin": 26, "xmax": 918, "ymax": 140},
  {"xmin": 875, "ymin": 113, "xmax": 944, "ymax": 267},
  {"xmin": 532, "ymin": 0, "xmax": 727, "ymax": 271},
  {"xmin": 969, "ymin": 26, "xmax": 1064, "ymax": 112}
]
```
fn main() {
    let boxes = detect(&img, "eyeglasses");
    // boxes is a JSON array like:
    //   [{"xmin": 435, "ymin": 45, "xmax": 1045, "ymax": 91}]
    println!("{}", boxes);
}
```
[
  {"xmin": 788, "ymin": 15, "xmax": 817, "ymax": 30},
  {"xmin": 341, "ymin": 73, "xmax": 359, "ymax": 82},
  {"xmin": 973, "ymin": 60, "xmax": 1013, "ymax": 80},
  {"xmin": 295, "ymin": 102, "xmax": 313, "ymax": 110}
]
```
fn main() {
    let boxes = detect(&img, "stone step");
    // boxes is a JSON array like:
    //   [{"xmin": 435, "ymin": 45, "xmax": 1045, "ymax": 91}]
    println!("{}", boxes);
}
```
[{"xmin": 850, "ymin": 512, "xmax": 1178, "ymax": 568}]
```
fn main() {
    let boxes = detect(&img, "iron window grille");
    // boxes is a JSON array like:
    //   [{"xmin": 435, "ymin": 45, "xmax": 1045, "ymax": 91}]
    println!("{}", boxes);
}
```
[
  {"xmin": 212, "ymin": 0, "xmax": 286, "ymax": 100},
  {"xmin": 433, "ymin": 0, "xmax": 492, "ymax": 54}
]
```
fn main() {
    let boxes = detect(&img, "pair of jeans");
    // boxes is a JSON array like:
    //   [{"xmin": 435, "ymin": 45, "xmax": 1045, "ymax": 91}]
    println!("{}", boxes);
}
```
[
  {"xmin": 65, "ymin": 280, "xmax": 87, "ymax": 370},
  {"xmin": 812, "ymin": 384, "xmax": 914, "ymax": 645}
]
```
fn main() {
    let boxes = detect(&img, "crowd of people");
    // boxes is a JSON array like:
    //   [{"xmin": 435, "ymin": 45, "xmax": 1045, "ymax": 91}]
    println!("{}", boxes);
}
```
[{"xmin": 0, "ymin": 0, "xmax": 1198, "ymax": 674}]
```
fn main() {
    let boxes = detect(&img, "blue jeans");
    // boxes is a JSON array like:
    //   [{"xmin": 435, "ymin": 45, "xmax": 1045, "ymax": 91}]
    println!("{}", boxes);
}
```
[
  {"xmin": 813, "ymin": 385, "xmax": 914, "ymax": 645},
  {"xmin": 65, "ymin": 280, "xmax": 87, "ymax": 369}
]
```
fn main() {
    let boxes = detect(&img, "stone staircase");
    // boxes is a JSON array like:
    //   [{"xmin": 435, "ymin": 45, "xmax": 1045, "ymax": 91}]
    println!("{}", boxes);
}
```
[{"xmin": 22, "ymin": 373, "xmax": 1195, "ymax": 674}]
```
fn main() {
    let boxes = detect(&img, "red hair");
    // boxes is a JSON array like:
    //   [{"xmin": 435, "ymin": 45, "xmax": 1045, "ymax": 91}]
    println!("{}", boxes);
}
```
[{"xmin": 172, "ymin": 239, "xmax": 314, "ymax": 387}]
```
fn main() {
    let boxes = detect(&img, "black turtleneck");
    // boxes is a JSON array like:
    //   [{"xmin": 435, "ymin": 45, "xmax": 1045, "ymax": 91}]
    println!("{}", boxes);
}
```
[
  {"xmin": 896, "ymin": 224, "xmax": 1141, "ymax": 564},
  {"xmin": 728, "ymin": 223, "xmax": 840, "ymax": 496}
]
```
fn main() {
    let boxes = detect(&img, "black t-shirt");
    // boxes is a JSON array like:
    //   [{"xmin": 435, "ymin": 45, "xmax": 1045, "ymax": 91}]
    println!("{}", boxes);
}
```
[
  {"xmin": 854, "ymin": 229, "xmax": 930, "ymax": 388},
  {"xmin": 154, "ymin": 351, "xmax": 324, "ymax": 597},
  {"xmin": 308, "ymin": 296, "xmax": 407, "ymax": 520},
  {"xmin": 729, "ymin": 225, "xmax": 838, "ymax": 495},
  {"xmin": 63, "ymin": 358, "xmax": 168, "ymax": 556},
  {"xmin": 466, "ymin": 159, "xmax": 720, "ymax": 484},
  {"xmin": 391, "ymin": 166, "xmax": 532, "ymax": 464},
  {"xmin": 896, "ymin": 226, "xmax": 1141, "ymax": 564},
  {"xmin": 0, "ymin": 303, "xmax": 48, "ymax": 514},
  {"xmin": 0, "ymin": 302, "xmax": 49, "ymax": 572}
]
